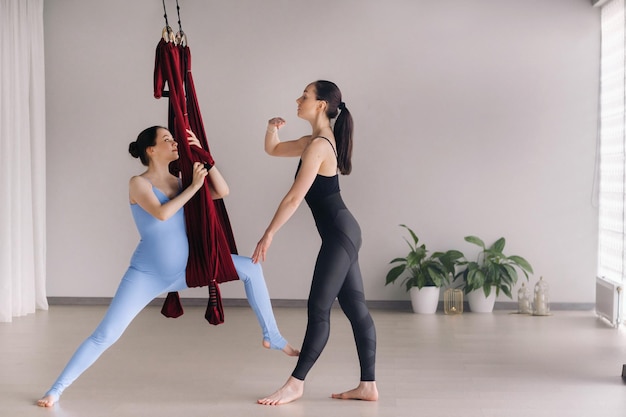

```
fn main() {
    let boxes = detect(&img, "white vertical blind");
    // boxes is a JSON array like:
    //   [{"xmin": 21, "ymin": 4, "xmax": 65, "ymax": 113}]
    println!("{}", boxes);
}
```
[{"xmin": 598, "ymin": 0, "xmax": 626, "ymax": 284}]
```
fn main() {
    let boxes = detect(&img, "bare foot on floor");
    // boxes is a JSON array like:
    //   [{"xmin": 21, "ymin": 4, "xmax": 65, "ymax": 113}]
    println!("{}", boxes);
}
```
[
  {"xmin": 36, "ymin": 395, "xmax": 56, "ymax": 407},
  {"xmin": 257, "ymin": 376, "xmax": 304, "ymax": 405},
  {"xmin": 262, "ymin": 340, "xmax": 300, "ymax": 357},
  {"xmin": 331, "ymin": 381, "xmax": 379, "ymax": 401}
]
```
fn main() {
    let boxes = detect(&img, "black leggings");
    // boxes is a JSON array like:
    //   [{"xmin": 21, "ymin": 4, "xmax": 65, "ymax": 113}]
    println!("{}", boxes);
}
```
[{"xmin": 292, "ymin": 194, "xmax": 376, "ymax": 381}]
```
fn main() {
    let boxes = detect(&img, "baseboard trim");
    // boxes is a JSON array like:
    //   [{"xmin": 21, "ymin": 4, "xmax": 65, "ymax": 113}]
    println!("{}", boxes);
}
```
[{"xmin": 46, "ymin": 297, "xmax": 594, "ymax": 311}]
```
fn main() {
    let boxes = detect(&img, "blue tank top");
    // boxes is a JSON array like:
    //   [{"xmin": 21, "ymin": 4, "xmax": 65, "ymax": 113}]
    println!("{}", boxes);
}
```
[
  {"xmin": 128, "ymin": 186, "xmax": 188, "ymax": 277},
  {"xmin": 296, "ymin": 137, "xmax": 340, "ymax": 204}
]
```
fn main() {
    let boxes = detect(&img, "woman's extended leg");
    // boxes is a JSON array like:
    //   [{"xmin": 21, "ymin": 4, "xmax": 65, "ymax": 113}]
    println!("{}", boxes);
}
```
[
  {"xmin": 332, "ymin": 259, "xmax": 378, "ymax": 401},
  {"xmin": 291, "ymin": 244, "xmax": 350, "ymax": 380},
  {"xmin": 257, "ymin": 243, "xmax": 350, "ymax": 405},
  {"xmin": 230, "ymin": 254, "xmax": 298, "ymax": 356},
  {"xmin": 37, "ymin": 270, "xmax": 187, "ymax": 407}
]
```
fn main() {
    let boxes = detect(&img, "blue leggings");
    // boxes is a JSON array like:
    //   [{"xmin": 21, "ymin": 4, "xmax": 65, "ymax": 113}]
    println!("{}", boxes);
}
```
[{"xmin": 43, "ymin": 254, "xmax": 285, "ymax": 401}]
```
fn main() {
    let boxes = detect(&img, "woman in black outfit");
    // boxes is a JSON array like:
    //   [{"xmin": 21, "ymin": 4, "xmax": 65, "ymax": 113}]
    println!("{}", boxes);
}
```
[{"xmin": 252, "ymin": 80, "xmax": 378, "ymax": 405}]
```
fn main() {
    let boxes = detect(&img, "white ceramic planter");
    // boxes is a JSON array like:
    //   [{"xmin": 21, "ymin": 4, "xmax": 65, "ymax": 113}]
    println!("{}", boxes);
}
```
[
  {"xmin": 467, "ymin": 288, "xmax": 497, "ymax": 313},
  {"xmin": 409, "ymin": 286, "xmax": 440, "ymax": 314}
]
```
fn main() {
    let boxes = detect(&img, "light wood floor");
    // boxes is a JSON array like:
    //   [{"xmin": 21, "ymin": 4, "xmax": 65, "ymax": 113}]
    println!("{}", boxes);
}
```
[{"xmin": 1, "ymin": 305, "xmax": 625, "ymax": 417}]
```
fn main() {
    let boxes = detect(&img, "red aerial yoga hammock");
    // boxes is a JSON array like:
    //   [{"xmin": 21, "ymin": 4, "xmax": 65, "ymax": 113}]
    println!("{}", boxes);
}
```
[{"xmin": 153, "ymin": 19, "xmax": 239, "ymax": 325}]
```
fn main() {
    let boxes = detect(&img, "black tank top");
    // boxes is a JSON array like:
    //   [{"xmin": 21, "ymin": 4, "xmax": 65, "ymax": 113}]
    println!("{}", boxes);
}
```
[{"xmin": 295, "ymin": 136, "xmax": 340, "ymax": 204}]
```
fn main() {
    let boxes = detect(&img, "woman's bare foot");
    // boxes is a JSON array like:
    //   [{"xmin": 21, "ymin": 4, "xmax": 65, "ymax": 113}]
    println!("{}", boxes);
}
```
[
  {"xmin": 262, "ymin": 340, "xmax": 300, "ymax": 357},
  {"xmin": 257, "ymin": 376, "xmax": 304, "ymax": 405},
  {"xmin": 331, "ymin": 381, "xmax": 379, "ymax": 401},
  {"xmin": 36, "ymin": 395, "xmax": 56, "ymax": 407}
]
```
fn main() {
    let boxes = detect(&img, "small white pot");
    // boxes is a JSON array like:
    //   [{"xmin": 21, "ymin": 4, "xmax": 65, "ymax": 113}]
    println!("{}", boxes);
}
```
[
  {"xmin": 467, "ymin": 288, "xmax": 497, "ymax": 313},
  {"xmin": 409, "ymin": 286, "xmax": 440, "ymax": 314}
]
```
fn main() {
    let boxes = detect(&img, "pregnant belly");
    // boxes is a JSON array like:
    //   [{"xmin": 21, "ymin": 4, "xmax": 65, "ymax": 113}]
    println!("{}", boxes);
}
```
[{"xmin": 130, "ymin": 238, "xmax": 189, "ymax": 276}]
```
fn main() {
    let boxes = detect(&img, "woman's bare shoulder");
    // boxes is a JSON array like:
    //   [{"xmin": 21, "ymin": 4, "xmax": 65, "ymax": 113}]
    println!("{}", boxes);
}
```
[{"xmin": 129, "ymin": 174, "xmax": 149, "ymax": 186}]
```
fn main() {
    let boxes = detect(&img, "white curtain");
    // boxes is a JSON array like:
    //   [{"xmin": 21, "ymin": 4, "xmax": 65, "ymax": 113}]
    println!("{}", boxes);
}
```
[{"xmin": 0, "ymin": 0, "xmax": 47, "ymax": 322}]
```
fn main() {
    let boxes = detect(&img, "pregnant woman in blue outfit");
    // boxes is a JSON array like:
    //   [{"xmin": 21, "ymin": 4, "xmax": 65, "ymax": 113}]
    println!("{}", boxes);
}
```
[
  {"xmin": 37, "ymin": 127, "xmax": 297, "ymax": 407},
  {"xmin": 252, "ymin": 80, "xmax": 378, "ymax": 405}
]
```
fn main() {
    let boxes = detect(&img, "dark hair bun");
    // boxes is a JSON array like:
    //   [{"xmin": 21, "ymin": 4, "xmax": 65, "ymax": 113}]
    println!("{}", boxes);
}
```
[{"xmin": 128, "ymin": 141, "xmax": 140, "ymax": 158}]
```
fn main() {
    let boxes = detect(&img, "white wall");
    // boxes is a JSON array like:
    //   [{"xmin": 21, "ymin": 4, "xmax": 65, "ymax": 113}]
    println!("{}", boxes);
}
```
[{"xmin": 44, "ymin": 0, "xmax": 600, "ymax": 304}]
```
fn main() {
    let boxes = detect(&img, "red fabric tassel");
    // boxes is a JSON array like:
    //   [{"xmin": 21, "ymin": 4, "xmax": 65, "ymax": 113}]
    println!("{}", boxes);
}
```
[
  {"xmin": 205, "ymin": 280, "xmax": 224, "ymax": 325},
  {"xmin": 161, "ymin": 292, "xmax": 184, "ymax": 318}
]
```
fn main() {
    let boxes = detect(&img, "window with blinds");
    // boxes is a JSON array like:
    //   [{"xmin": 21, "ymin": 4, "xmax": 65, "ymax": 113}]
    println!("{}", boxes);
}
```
[{"xmin": 598, "ymin": 0, "xmax": 626, "ymax": 284}]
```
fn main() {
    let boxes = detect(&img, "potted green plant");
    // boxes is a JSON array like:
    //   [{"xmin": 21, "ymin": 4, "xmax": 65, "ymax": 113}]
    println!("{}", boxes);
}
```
[
  {"xmin": 455, "ymin": 236, "xmax": 533, "ymax": 313},
  {"xmin": 386, "ymin": 225, "xmax": 463, "ymax": 314}
]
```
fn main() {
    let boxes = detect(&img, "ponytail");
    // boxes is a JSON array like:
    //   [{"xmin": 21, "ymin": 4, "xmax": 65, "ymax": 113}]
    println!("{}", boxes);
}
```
[
  {"xmin": 314, "ymin": 80, "xmax": 354, "ymax": 175},
  {"xmin": 334, "ymin": 105, "xmax": 353, "ymax": 175}
]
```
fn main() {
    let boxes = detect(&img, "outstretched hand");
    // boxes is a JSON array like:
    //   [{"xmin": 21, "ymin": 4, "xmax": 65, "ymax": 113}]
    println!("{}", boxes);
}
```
[{"xmin": 252, "ymin": 233, "xmax": 273, "ymax": 264}]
